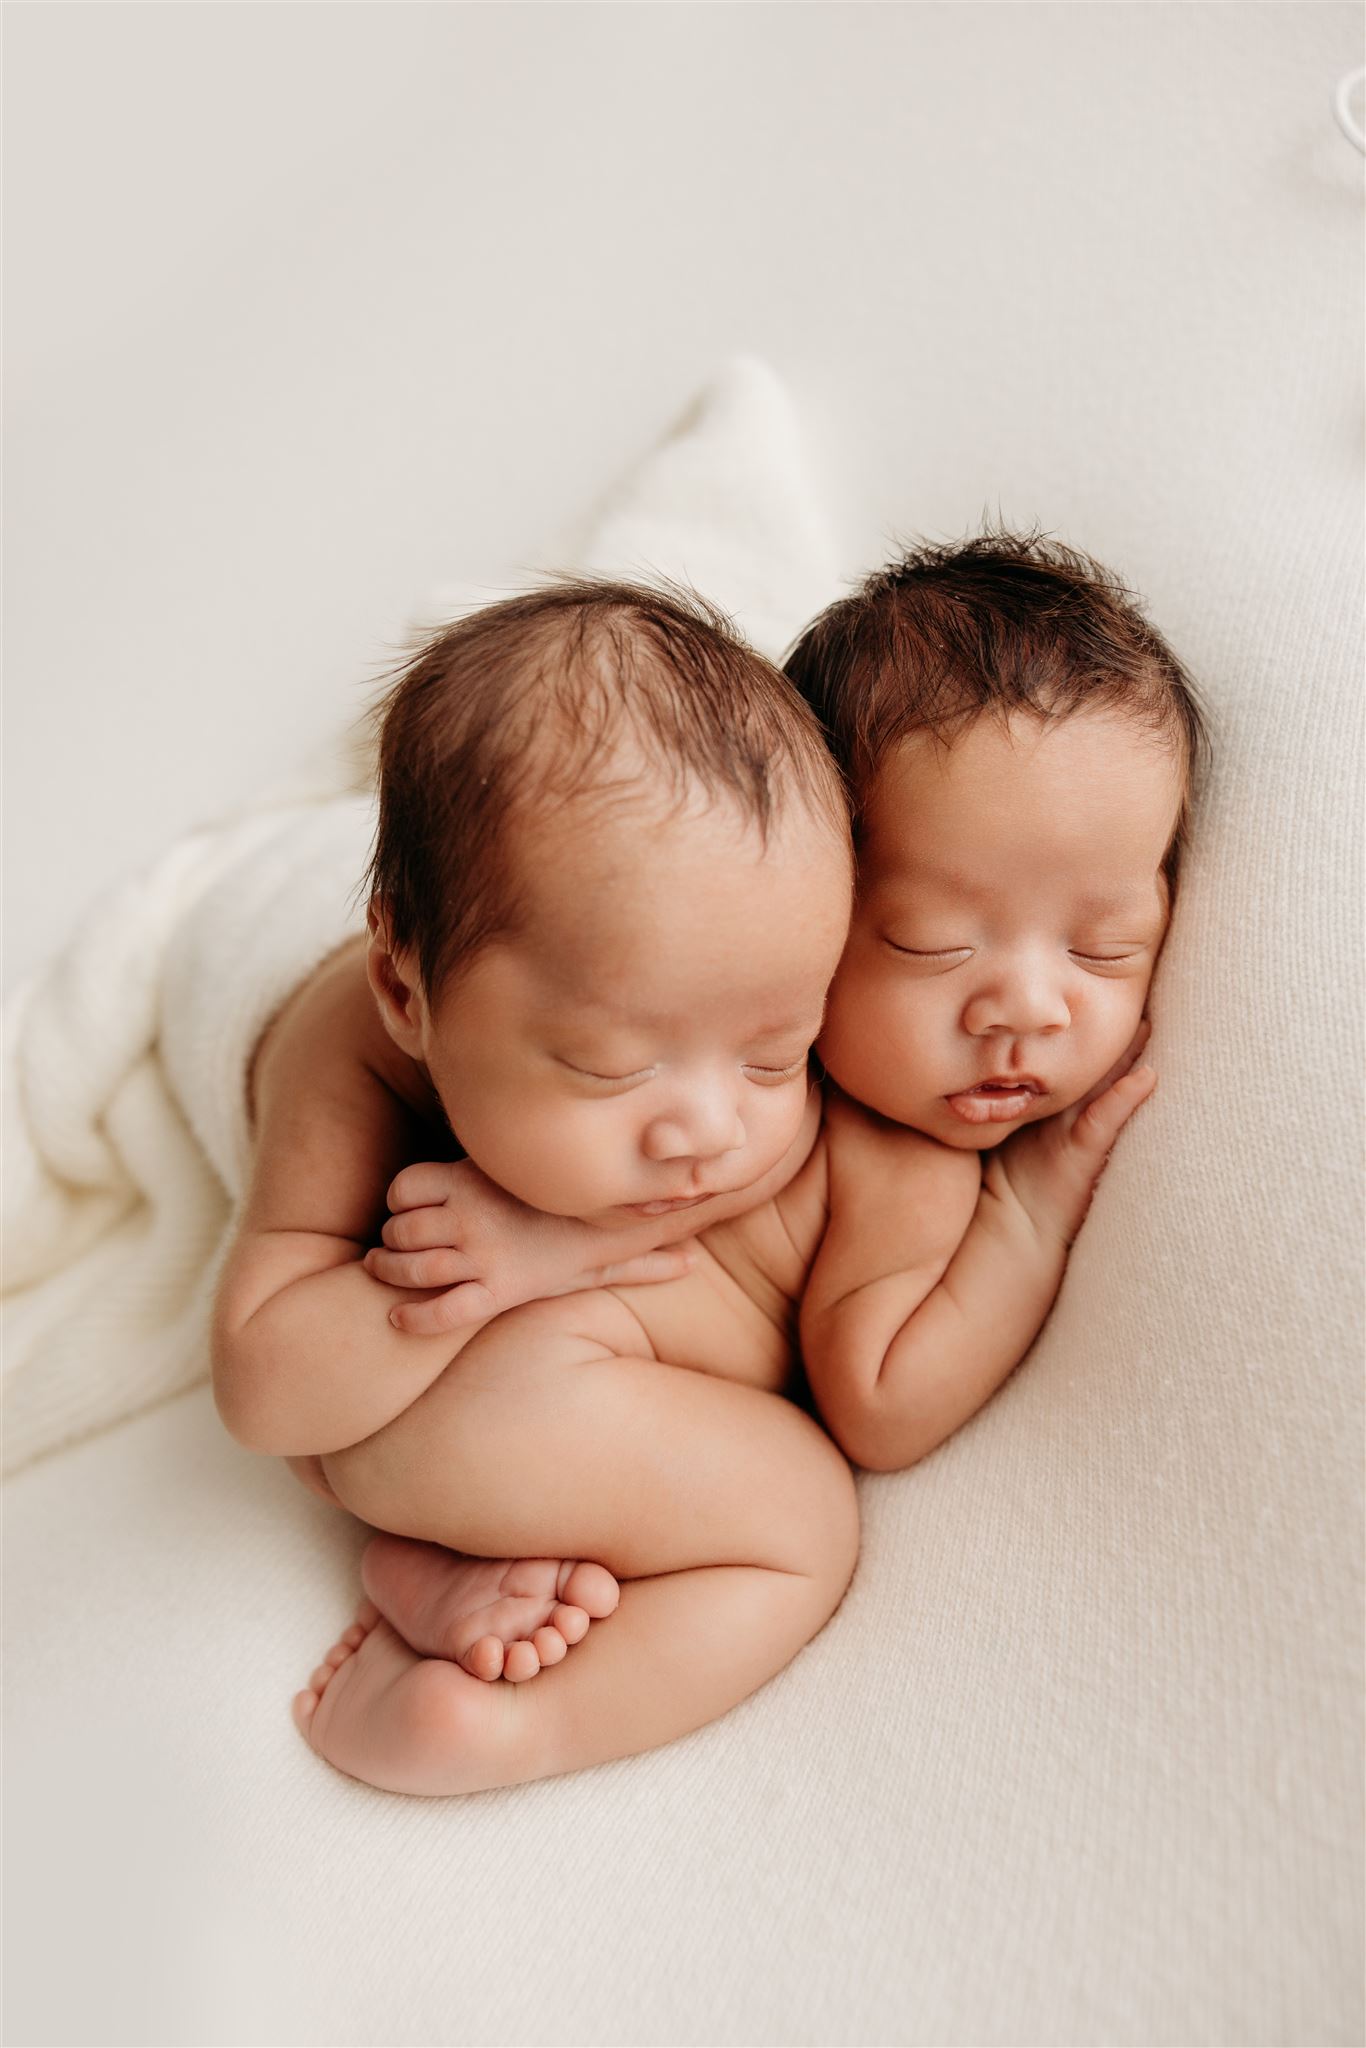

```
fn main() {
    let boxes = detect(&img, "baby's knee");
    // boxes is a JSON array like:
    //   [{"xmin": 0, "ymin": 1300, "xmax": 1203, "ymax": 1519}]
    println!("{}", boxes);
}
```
[
  {"xmin": 285, "ymin": 1453, "xmax": 345, "ymax": 1509},
  {"xmin": 819, "ymin": 1441, "xmax": 861, "ymax": 1593},
  {"xmin": 320, "ymin": 1417, "xmax": 437, "ymax": 1532},
  {"xmin": 783, "ymin": 1416, "xmax": 860, "ymax": 1598}
]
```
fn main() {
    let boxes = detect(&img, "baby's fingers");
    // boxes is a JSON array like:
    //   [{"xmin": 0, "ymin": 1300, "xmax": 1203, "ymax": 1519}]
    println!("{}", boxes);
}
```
[
  {"xmin": 364, "ymin": 1246, "xmax": 478, "ymax": 1290},
  {"xmin": 1072, "ymin": 1064, "xmax": 1157, "ymax": 1158},
  {"xmin": 386, "ymin": 1162, "xmax": 456, "ymax": 1213},
  {"xmin": 589, "ymin": 1245, "xmax": 697, "ymax": 1292},
  {"xmin": 1073, "ymin": 1019, "xmax": 1153, "ymax": 1117},
  {"xmin": 387, "ymin": 1280, "xmax": 498, "ymax": 1336},
  {"xmin": 380, "ymin": 1206, "xmax": 459, "ymax": 1252}
]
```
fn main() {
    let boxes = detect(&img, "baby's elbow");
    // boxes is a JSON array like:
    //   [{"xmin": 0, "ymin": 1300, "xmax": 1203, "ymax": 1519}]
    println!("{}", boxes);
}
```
[
  {"xmin": 814, "ymin": 1386, "xmax": 878, "ymax": 1471},
  {"xmin": 211, "ymin": 1354, "xmax": 264, "ymax": 1453},
  {"xmin": 211, "ymin": 1324, "xmax": 285, "ymax": 1456},
  {"xmin": 833, "ymin": 1417, "xmax": 904, "ymax": 1474},
  {"xmin": 850, "ymin": 1432, "xmax": 927, "ymax": 1476},
  {"xmin": 823, "ymin": 1393, "xmax": 938, "ymax": 1475}
]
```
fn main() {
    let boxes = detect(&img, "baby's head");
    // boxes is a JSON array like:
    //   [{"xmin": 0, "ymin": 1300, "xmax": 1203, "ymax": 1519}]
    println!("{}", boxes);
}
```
[
  {"xmin": 785, "ymin": 532, "xmax": 1208, "ymax": 1148},
  {"xmin": 366, "ymin": 580, "xmax": 852, "ymax": 1219}
]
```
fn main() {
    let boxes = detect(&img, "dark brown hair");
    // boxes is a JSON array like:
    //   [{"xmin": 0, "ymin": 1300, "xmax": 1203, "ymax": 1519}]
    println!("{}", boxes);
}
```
[
  {"xmin": 784, "ymin": 530, "xmax": 1209, "ymax": 883},
  {"xmin": 366, "ymin": 578, "xmax": 850, "ymax": 1000}
]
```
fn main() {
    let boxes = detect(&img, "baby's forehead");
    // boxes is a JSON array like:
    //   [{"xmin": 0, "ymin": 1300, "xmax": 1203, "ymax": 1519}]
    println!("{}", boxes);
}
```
[
  {"xmin": 483, "ymin": 828, "xmax": 847, "ymax": 1040},
  {"xmin": 863, "ymin": 713, "xmax": 1181, "ymax": 838},
  {"xmin": 514, "ymin": 766, "xmax": 849, "ymax": 881},
  {"xmin": 855, "ymin": 717, "xmax": 1179, "ymax": 912}
]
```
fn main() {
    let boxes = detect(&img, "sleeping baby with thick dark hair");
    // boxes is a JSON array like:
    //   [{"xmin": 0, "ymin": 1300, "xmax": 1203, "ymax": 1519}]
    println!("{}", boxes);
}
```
[{"xmin": 214, "ymin": 539, "xmax": 1205, "ymax": 1796}]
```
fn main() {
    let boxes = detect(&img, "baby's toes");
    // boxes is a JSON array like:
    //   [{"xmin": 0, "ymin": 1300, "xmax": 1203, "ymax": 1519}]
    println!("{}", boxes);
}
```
[
  {"xmin": 307, "ymin": 1602, "xmax": 376, "ymax": 1692},
  {"xmin": 551, "ymin": 1602, "xmax": 590, "ymax": 1646},
  {"xmin": 503, "ymin": 1639, "xmax": 541, "ymax": 1683},
  {"xmin": 556, "ymin": 1560, "xmax": 619, "ymax": 1619},
  {"xmin": 291, "ymin": 1601, "xmax": 384, "ymax": 1737},
  {"xmin": 459, "ymin": 1633, "xmax": 505, "ymax": 1683},
  {"xmin": 531, "ymin": 1626, "xmax": 567, "ymax": 1668},
  {"xmin": 498, "ymin": 1557, "xmax": 563, "ymax": 1600},
  {"xmin": 297, "ymin": 1617, "xmax": 365, "ymax": 1724}
]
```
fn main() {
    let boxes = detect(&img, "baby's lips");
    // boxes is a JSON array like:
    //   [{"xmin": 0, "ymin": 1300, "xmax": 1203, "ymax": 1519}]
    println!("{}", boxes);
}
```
[{"xmin": 945, "ymin": 1084, "xmax": 1041, "ymax": 1126}]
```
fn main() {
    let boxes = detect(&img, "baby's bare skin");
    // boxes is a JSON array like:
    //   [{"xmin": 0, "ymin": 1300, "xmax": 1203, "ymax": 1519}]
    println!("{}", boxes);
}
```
[
  {"xmin": 294, "ymin": 1078, "xmax": 840, "ymax": 1733},
  {"xmin": 287, "ymin": 1027, "xmax": 861, "ymax": 1790},
  {"xmin": 302, "ymin": 1236, "xmax": 860, "ymax": 1794},
  {"xmin": 217, "ymin": 790, "xmax": 862, "ymax": 1791},
  {"xmin": 221, "ymin": 702, "xmax": 1175, "ymax": 1796}
]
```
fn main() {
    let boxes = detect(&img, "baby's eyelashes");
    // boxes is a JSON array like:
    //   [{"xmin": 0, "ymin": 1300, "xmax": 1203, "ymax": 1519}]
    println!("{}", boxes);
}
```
[
  {"xmin": 555, "ymin": 1058, "xmax": 656, "ymax": 1088},
  {"xmin": 880, "ymin": 935, "xmax": 1154, "ymax": 977},
  {"xmin": 555, "ymin": 1053, "xmax": 811, "ymax": 1090},
  {"xmin": 881, "ymin": 938, "xmax": 973, "ymax": 971},
  {"xmin": 741, "ymin": 1058, "xmax": 809, "ymax": 1086},
  {"xmin": 1067, "ymin": 948, "xmax": 1150, "ymax": 973}
]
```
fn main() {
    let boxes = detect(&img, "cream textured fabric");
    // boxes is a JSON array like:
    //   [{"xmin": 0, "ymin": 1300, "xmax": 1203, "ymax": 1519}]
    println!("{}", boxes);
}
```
[
  {"xmin": 5, "ymin": 19, "xmax": 1362, "ymax": 2035},
  {"xmin": 1, "ymin": 800, "xmax": 374, "ymax": 1471}
]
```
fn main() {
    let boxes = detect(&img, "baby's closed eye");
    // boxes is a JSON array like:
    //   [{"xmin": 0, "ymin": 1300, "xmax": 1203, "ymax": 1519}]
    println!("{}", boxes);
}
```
[
  {"xmin": 742, "ymin": 1056, "xmax": 810, "ymax": 1085},
  {"xmin": 557, "ymin": 1059, "xmax": 657, "ymax": 1088},
  {"xmin": 1067, "ymin": 945, "xmax": 1152, "ymax": 973},
  {"xmin": 881, "ymin": 936, "xmax": 973, "ymax": 971}
]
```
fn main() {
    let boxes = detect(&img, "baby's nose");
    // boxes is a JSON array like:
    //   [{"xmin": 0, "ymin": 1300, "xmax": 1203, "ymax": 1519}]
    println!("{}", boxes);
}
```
[
  {"xmin": 962, "ymin": 968, "xmax": 1070, "ymax": 1038},
  {"xmin": 641, "ymin": 1092, "xmax": 746, "ymax": 1164}
]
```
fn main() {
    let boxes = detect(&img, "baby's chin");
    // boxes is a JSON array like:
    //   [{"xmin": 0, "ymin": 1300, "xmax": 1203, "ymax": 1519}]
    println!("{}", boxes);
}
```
[
  {"xmin": 937, "ymin": 1082, "xmax": 1115, "ymax": 1149},
  {"xmin": 889, "ymin": 1094, "xmax": 1072, "ymax": 1151}
]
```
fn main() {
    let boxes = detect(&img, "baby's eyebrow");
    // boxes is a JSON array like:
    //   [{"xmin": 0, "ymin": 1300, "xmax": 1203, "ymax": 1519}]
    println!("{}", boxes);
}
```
[
  {"xmin": 888, "ymin": 860, "xmax": 989, "ymax": 900},
  {"xmin": 1073, "ymin": 887, "xmax": 1160, "ymax": 919}
]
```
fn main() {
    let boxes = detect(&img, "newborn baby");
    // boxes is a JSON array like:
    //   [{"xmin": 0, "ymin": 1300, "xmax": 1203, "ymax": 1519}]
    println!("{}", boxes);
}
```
[{"xmin": 214, "ymin": 582, "xmax": 862, "ymax": 1795}]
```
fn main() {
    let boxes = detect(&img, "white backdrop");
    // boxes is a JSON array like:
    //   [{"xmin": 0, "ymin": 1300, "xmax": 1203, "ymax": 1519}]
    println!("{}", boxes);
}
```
[{"xmin": 6, "ymin": 2, "xmax": 1360, "ymax": 992}]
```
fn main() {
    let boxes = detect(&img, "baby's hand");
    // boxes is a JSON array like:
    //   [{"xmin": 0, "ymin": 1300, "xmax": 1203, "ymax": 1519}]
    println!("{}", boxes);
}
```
[
  {"xmin": 990, "ymin": 1022, "xmax": 1156, "ymax": 1248},
  {"xmin": 362, "ymin": 1160, "xmax": 696, "ymax": 1335}
]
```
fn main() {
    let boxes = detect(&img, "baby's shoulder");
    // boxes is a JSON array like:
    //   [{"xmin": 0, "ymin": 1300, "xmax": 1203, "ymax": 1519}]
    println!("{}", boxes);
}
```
[
  {"xmin": 241, "ymin": 939, "xmax": 442, "ymax": 1241},
  {"xmin": 250, "ymin": 939, "xmax": 433, "ymax": 1125}
]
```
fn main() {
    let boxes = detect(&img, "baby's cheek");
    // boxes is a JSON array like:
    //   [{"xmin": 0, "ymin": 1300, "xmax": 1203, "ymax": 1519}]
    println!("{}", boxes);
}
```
[
  {"xmin": 1081, "ymin": 979, "xmax": 1150, "ymax": 1083},
  {"xmin": 819, "ymin": 985, "xmax": 920, "ymax": 1122},
  {"xmin": 487, "ymin": 1101, "xmax": 625, "ymax": 1214},
  {"xmin": 757, "ymin": 1078, "xmax": 815, "ymax": 1164}
]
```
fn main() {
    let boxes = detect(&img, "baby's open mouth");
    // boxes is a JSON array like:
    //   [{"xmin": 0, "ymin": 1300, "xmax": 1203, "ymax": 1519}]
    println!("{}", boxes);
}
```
[{"xmin": 945, "ymin": 1078, "xmax": 1045, "ymax": 1126}]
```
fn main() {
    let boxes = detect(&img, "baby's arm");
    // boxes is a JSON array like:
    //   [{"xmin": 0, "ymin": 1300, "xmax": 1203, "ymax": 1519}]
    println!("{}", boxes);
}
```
[
  {"xmin": 211, "ymin": 957, "xmax": 491, "ymax": 1456},
  {"xmin": 213, "ymin": 947, "xmax": 803, "ymax": 1449},
  {"xmin": 801, "ymin": 1045, "xmax": 1154, "ymax": 1471},
  {"xmin": 361, "ymin": 1085, "xmax": 826, "ymax": 1335}
]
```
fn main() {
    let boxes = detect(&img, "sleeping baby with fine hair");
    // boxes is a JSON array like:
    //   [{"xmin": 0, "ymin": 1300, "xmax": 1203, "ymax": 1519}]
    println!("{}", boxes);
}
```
[{"xmin": 213, "ymin": 542, "xmax": 1205, "ymax": 1796}]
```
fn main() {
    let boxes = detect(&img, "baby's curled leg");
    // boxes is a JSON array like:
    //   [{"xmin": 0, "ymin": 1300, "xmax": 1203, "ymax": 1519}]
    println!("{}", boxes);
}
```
[
  {"xmin": 300, "ymin": 1302, "xmax": 859, "ymax": 1793},
  {"xmin": 284, "ymin": 1450, "xmax": 617, "ymax": 1684}
]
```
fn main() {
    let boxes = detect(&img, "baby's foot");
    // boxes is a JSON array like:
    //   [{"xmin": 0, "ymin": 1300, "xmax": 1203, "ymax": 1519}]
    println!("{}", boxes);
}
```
[
  {"xmin": 360, "ymin": 1534, "xmax": 619, "ymax": 1682},
  {"xmin": 293, "ymin": 1601, "xmax": 503, "ymax": 1795}
]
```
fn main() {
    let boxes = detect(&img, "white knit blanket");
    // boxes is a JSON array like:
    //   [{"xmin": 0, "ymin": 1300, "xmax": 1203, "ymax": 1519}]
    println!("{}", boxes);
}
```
[
  {"xmin": 1, "ymin": 359, "xmax": 841, "ymax": 1474},
  {"xmin": 2, "ymin": 790, "xmax": 378, "ymax": 1473}
]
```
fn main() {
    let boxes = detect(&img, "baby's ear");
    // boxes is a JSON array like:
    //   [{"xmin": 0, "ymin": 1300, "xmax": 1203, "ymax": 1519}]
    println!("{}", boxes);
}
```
[{"xmin": 365, "ymin": 900, "xmax": 428, "ymax": 1056}]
